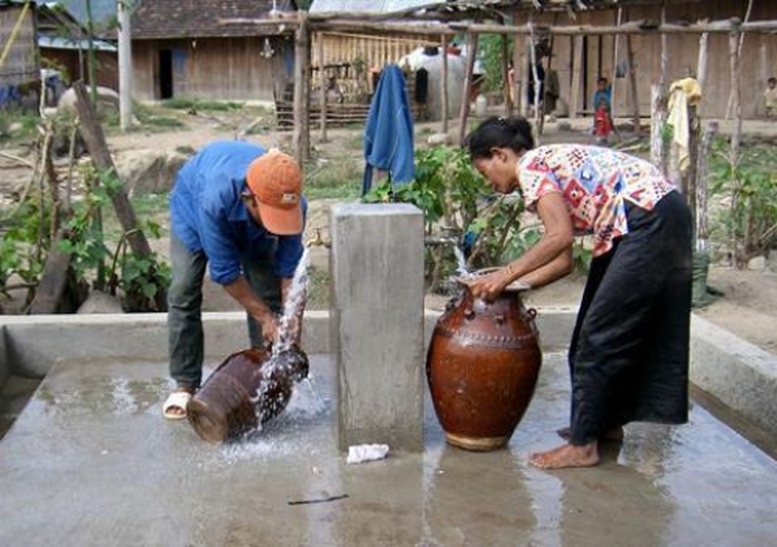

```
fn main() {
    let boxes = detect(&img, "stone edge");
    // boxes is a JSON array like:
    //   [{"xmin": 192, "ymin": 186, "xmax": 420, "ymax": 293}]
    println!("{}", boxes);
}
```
[{"xmin": 1, "ymin": 309, "xmax": 774, "ymax": 438}]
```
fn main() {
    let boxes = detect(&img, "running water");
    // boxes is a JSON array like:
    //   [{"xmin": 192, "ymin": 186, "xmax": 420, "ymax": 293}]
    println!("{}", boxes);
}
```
[
  {"xmin": 453, "ymin": 245, "xmax": 471, "ymax": 279},
  {"xmin": 247, "ymin": 246, "xmax": 312, "ymax": 427},
  {"xmin": 274, "ymin": 246, "xmax": 310, "ymax": 355}
]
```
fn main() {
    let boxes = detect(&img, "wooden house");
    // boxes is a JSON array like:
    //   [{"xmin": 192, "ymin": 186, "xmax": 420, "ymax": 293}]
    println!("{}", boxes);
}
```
[
  {"xmin": 130, "ymin": 0, "xmax": 298, "ymax": 103},
  {"xmin": 505, "ymin": 0, "xmax": 777, "ymax": 119},
  {"xmin": 36, "ymin": 2, "xmax": 118, "ymax": 92},
  {"xmin": 0, "ymin": 1, "xmax": 38, "ymax": 107}
]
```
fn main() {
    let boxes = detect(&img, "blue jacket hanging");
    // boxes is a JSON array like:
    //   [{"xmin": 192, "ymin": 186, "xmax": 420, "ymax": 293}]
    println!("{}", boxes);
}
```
[{"xmin": 362, "ymin": 64, "xmax": 415, "ymax": 195}]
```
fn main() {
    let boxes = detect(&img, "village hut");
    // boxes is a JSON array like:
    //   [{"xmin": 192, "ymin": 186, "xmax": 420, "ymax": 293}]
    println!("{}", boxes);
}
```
[
  {"xmin": 0, "ymin": 0, "xmax": 38, "ymax": 108},
  {"xmin": 36, "ymin": 2, "xmax": 118, "ymax": 95},
  {"xmin": 130, "ymin": 0, "xmax": 299, "ymax": 103}
]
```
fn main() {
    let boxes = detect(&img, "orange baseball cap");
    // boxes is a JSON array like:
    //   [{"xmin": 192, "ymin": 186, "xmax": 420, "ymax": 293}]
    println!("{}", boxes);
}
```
[{"xmin": 246, "ymin": 150, "xmax": 304, "ymax": 235}]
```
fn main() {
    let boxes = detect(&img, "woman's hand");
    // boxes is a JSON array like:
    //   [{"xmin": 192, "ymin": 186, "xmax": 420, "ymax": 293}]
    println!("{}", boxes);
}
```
[{"xmin": 466, "ymin": 267, "xmax": 515, "ymax": 302}]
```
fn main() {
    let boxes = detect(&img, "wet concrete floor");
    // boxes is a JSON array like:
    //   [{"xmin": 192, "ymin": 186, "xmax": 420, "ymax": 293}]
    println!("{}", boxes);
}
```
[{"xmin": 1, "ymin": 353, "xmax": 776, "ymax": 547}]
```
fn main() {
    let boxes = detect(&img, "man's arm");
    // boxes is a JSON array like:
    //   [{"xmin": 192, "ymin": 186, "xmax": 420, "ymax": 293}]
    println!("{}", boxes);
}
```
[{"xmin": 222, "ymin": 275, "xmax": 278, "ymax": 343}]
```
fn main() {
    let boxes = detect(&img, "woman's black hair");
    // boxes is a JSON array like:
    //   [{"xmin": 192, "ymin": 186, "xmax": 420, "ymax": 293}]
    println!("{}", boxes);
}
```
[{"xmin": 465, "ymin": 116, "xmax": 535, "ymax": 159}]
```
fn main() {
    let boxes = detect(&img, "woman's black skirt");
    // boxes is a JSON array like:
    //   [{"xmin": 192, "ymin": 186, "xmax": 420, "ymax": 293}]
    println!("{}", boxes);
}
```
[{"xmin": 567, "ymin": 190, "xmax": 693, "ymax": 445}]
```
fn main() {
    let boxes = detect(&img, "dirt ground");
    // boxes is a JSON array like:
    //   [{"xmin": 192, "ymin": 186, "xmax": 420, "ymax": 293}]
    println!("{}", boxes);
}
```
[{"xmin": 1, "ymin": 108, "xmax": 776, "ymax": 354}]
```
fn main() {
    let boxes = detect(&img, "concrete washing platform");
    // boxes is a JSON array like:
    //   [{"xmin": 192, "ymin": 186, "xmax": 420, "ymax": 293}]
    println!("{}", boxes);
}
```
[{"xmin": 1, "ymin": 310, "xmax": 777, "ymax": 546}]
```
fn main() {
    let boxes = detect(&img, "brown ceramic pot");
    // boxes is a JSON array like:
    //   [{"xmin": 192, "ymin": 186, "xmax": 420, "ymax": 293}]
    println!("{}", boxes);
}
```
[
  {"xmin": 187, "ymin": 345, "xmax": 309, "ymax": 443},
  {"xmin": 426, "ymin": 275, "xmax": 541, "ymax": 451}
]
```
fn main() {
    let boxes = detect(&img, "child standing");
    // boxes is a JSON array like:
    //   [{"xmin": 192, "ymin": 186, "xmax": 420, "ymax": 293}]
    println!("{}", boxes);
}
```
[
  {"xmin": 594, "ymin": 96, "xmax": 614, "ymax": 146},
  {"xmin": 764, "ymin": 77, "xmax": 777, "ymax": 118}
]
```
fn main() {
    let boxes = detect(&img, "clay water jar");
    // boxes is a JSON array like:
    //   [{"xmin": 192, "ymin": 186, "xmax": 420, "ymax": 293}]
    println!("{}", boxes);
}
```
[
  {"xmin": 187, "ymin": 345, "xmax": 309, "ymax": 443},
  {"xmin": 426, "ymin": 272, "xmax": 542, "ymax": 451}
]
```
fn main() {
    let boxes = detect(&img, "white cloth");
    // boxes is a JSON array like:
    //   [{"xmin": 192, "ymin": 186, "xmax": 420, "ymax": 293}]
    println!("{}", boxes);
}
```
[{"xmin": 346, "ymin": 444, "xmax": 390, "ymax": 464}]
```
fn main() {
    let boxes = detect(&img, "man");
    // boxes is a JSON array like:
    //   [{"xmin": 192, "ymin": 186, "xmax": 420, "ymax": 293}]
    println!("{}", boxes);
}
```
[{"xmin": 162, "ymin": 141, "xmax": 306, "ymax": 419}]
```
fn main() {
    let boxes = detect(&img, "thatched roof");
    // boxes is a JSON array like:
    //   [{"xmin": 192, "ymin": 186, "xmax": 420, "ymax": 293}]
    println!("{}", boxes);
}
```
[{"xmin": 131, "ymin": 0, "xmax": 298, "ymax": 40}]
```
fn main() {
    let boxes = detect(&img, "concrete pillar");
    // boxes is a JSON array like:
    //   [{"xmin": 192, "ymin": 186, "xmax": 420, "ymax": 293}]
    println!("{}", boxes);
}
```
[{"xmin": 330, "ymin": 203, "xmax": 425, "ymax": 452}]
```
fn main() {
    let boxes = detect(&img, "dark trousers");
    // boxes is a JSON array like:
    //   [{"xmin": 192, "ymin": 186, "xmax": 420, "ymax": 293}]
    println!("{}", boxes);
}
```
[
  {"xmin": 567, "ymin": 191, "xmax": 693, "ymax": 445},
  {"xmin": 167, "ymin": 234, "xmax": 282, "ymax": 390}
]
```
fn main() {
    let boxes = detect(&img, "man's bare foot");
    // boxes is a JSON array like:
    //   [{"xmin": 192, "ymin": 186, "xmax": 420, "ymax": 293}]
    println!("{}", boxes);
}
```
[
  {"xmin": 556, "ymin": 426, "xmax": 624, "ymax": 441},
  {"xmin": 529, "ymin": 442, "xmax": 599, "ymax": 469}
]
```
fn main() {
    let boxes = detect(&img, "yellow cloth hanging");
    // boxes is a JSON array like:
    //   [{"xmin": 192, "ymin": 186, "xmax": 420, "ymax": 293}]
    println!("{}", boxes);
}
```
[{"xmin": 667, "ymin": 77, "xmax": 702, "ymax": 175}]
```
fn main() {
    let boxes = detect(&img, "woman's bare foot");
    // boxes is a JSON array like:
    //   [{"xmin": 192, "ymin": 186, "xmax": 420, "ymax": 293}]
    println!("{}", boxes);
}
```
[
  {"xmin": 529, "ymin": 442, "xmax": 599, "ymax": 469},
  {"xmin": 556, "ymin": 426, "xmax": 624, "ymax": 442}
]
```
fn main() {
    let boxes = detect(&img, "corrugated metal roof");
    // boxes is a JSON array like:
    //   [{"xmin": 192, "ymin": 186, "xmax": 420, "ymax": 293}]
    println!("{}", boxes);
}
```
[
  {"xmin": 309, "ymin": 0, "xmax": 441, "ymax": 15},
  {"xmin": 38, "ymin": 34, "xmax": 116, "ymax": 51}
]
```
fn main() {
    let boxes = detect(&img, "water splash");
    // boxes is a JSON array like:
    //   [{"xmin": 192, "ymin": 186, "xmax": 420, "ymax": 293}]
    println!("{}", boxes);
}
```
[{"xmin": 274, "ymin": 246, "xmax": 310, "ymax": 355}]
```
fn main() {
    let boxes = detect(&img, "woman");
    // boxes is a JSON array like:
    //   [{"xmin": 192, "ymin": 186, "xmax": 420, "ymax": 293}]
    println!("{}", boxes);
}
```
[{"xmin": 465, "ymin": 116, "xmax": 692, "ymax": 469}]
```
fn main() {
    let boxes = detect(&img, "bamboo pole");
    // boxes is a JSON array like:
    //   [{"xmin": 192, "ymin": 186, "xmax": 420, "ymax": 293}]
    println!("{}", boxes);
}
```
[
  {"xmin": 293, "ymin": 12, "xmax": 311, "ymax": 163},
  {"xmin": 318, "ymin": 32, "xmax": 327, "ymax": 142},
  {"xmin": 441, "ymin": 33, "xmax": 449, "ymax": 133},
  {"xmin": 218, "ymin": 16, "xmax": 777, "ymax": 37},
  {"xmin": 458, "ymin": 32, "xmax": 478, "ymax": 146},
  {"xmin": 570, "ymin": 35, "xmax": 583, "ymax": 119}
]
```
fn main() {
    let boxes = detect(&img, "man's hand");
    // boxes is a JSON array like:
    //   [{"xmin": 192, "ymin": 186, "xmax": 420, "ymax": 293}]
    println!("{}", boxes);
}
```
[{"xmin": 255, "ymin": 310, "xmax": 280, "ymax": 346}]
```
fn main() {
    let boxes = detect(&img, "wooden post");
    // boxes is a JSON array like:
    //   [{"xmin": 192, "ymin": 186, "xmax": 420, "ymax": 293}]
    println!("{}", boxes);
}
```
[
  {"xmin": 626, "ymin": 35, "xmax": 640, "ymax": 132},
  {"xmin": 528, "ymin": 24, "xmax": 541, "ymax": 133},
  {"xmin": 501, "ymin": 33, "xmax": 512, "ymax": 116},
  {"xmin": 72, "ymin": 81, "xmax": 167, "ymax": 311},
  {"xmin": 538, "ymin": 29, "xmax": 555, "ymax": 135},
  {"xmin": 611, "ymin": 7, "xmax": 622, "ymax": 119},
  {"xmin": 685, "ymin": 103, "xmax": 700, "ymax": 227},
  {"xmin": 458, "ymin": 31, "xmax": 479, "ymax": 146},
  {"xmin": 317, "ymin": 32, "xmax": 327, "ymax": 142},
  {"xmin": 293, "ymin": 12, "xmax": 311, "ymax": 163},
  {"xmin": 650, "ymin": 84, "xmax": 668, "ymax": 174},
  {"xmin": 659, "ymin": 2, "xmax": 668, "ymax": 89},
  {"xmin": 697, "ymin": 31, "xmax": 709, "ymax": 95},
  {"xmin": 117, "ymin": 0, "xmax": 133, "ymax": 131},
  {"xmin": 570, "ymin": 35, "xmax": 583, "ymax": 119},
  {"xmin": 695, "ymin": 121, "xmax": 718, "ymax": 253},
  {"xmin": 441, "ymin": 33, "xmax": 449, "ymax": 133},
  {"xmin": 729, "ymin": 30, "xmax": 742, "ymax": 160}
]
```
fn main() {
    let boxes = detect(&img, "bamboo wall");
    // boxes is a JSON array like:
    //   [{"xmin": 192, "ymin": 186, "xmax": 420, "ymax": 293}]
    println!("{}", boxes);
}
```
[
  {"xmin": 132, "ymin": 36, "xmax": 292, "ymax": 103},
  {"xmin": 513, "ymin": 1, "xmax": 777, "ymax": 119},
  {"xmin": 0, "ymin": 4, "xmax": 38, "ymax": 96},
  {"xmin": 312, "ymin": 31, "xmax": 439, "ymax": 70}
]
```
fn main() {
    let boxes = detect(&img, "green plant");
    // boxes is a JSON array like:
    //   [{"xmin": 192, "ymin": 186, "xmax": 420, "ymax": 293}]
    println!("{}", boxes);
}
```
[
  {"xmin": 478, "ymin": 34, "xmax": 513, "ymax": 94},
  {"xmin": 710, "ymin": 139, "xmax": 777, "ymax": 266},
  {"xmin": 363, "ymin": 145, "xmax": 540, "ymax": 292}
]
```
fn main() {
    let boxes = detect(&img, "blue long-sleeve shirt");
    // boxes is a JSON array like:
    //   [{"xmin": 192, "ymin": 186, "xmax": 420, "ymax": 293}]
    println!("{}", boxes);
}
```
[{"xmin": 169, "ymin": 141, "xmax": 306, "ymax": 285}]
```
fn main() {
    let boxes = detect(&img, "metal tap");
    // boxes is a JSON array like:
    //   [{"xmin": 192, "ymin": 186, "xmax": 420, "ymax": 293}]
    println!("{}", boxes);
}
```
[{"xmin": 305, "ymin": 228, "xmax": 331, "ymax": 248}]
